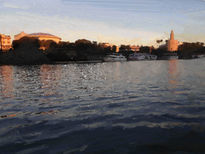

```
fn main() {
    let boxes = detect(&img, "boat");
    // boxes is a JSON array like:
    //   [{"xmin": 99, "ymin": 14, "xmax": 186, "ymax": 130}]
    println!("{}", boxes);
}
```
[
  {"xmin": 103, "ymin": 54, "xmax": 127, "ymax": 62},
  {"xmin": 128, "ymin": 53, "xmax": 146, "ymax": 61},
  {"xmin": 197, "ymin": 55, "xmax": 205, "ymax": 58},
  {"xmin": 192, "ymin": 54, "xmax": 205, "ymax": 59},
  {"xmin": 144, "ymin": 54, "xmax": 158, "ymax": 60}
]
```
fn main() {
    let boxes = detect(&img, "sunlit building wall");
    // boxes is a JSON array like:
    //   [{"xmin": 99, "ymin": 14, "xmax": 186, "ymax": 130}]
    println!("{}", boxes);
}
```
[
  {"xmin": 130, "ymin": 45, "xmax": 140, "ymax": 52},
  {"xmin": 167, "ymin": 30, "xmax": 179, "ymax": 52},
  {"xmin": 0, "ymin": 34, "xmax": 12, "ymax": 51}
]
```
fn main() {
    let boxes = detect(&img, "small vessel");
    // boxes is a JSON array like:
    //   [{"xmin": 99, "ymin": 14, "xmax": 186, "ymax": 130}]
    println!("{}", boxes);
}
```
[
  {"xmin": 197, "ymin": 55, "xmax": 205, "ymax": 58},
  {"xmin": 128, "ymin": 53, "xmax": 146, "ymax": 61},
  {"xmin": 192, "ymin": 54, "xmax": 205, "ymax": 59},
  {"xmin": 144, "ymin": 54, "xmax": 157, "ymax": 60},
  {"xmin": 103, "ymin": 54, "xmax": 127, "ymax": 62}
]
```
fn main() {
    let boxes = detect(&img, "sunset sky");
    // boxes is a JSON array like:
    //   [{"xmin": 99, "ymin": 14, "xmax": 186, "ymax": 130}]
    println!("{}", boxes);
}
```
[{"xmin": 0, "ymin": 0, "xmax": 205, "ymax": 46}]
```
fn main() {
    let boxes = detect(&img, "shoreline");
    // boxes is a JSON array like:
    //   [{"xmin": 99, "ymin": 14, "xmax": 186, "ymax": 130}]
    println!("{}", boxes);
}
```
[{"xmin": 0, "ymin": 57, "xmax": 204, "ymax": 66}]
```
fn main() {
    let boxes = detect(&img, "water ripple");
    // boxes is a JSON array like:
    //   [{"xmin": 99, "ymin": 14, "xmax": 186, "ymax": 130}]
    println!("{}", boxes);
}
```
[{"xmin": 0, "ymin": 59, "xmax": 205, "ymax": 153}]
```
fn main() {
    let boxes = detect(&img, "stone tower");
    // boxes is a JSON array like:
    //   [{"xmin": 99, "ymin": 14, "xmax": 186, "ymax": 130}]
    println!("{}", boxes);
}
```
[{"xmin": 167, "ymin": 30, "xmax": 178, "ymax": 52}]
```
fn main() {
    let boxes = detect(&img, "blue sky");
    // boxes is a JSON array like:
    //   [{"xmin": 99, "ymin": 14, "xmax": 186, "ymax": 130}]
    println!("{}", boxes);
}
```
[{"xmin": 0, "ymin": 0, "xmax": 205, "ymax": 45}]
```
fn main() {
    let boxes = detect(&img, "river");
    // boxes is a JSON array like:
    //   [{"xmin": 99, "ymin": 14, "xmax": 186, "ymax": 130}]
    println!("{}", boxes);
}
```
[{"xmin": 0, "ymin": 59, "xmax": 205, "ymax": 153}]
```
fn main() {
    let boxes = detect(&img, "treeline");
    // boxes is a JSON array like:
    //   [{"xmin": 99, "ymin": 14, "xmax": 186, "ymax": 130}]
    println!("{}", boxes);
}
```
[
  {"xmin": 178, "ymin": 42, "xmax": 205, "ymax": 59},
  {"xmin": 46, "ymin": 40, "xmax": 153, "ymax": 61},
  {"xmin": 45, "ymin": 39, "xmax": 115, "ymax": 61},
  {"xmin": 152, "ymin": 42, "xmax": 205, "ymax": 59},
  {"xmin": 0, "ymin": 37, "xmax": 205, "ymax": 65},
  {"xmin": 0, "ymin": 37, "xmax": 115, "ymax": 65},
  {"xmin": 0, "ymin": 37, "xmax": 152, "ymax": 65}
]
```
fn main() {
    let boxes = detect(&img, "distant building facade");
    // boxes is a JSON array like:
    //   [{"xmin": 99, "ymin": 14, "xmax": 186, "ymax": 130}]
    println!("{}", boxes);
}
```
[
  {"xmin": 167, "ymin": 30, "xmax": 178, "ymax": 52},
  {"xmin": 14, "ymin": 32, "xmax": 62, "ymax": 50},
  {"xmin": 130, "ymin": 45, "xmax": 140, "ymax": 52},
  {"xmin": 0, "ymin": 34, "xmax": 12, "ymax": 51}
]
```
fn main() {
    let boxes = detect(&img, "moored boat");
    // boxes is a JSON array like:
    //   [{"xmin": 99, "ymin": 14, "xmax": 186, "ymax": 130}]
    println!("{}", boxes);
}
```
[
  {"xmin": 192, "ymin": 54, "xmax": 205, "ymax": 59},
  {"xmin": 103, "ymin": 54, "xmax": 127, "ymax": 62},
  {"xmin": 144, "ymin": 54, "xmax": 157, "ymax": 60},
  {"xmin": 128, "ymin": 53, "xmax": 146, "ymax": 61}
]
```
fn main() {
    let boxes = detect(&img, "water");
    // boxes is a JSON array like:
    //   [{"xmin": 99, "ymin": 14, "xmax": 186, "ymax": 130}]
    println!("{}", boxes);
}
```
[{"xmin": 0, "ymin": 59, "xmax": 205, "ymax": 153}]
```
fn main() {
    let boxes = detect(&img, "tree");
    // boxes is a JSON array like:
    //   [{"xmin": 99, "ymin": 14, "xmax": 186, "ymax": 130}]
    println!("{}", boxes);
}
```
[
  {"xmin": 140, "ymin": 46, "xmax": 150, "ymax": 53},
  {"xmin": 178, "ymin": 42, "xmax": 205, "ymax": 58},
  {"xmin": 12, "ymin": 37, "xmax": 40, "ymax": 50},
  {"xmin": 111, "ymin": 45, "xmax": 117, "ymax": 52},
  {"xmin": 119, "ymin": 45, "xmax": 130, "ymax": 52},
  {"xmin": 156, "ymin": 39, "xmax": 163, "ymax": 44},
  {"xmin": 75, "ymin": 39, "xmax": 91, "ymax": 45}
]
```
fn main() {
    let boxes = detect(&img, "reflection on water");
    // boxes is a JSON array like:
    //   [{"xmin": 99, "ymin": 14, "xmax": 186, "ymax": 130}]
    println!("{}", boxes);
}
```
[
  {"xmin": 113, "ymin": 62, "xmax": 121, "ymax": 81},
  {"xmin": 40, "ymin": 65, "xmax": 62, "ymax": 96},
  {"xmin": 168, "ymin": 60, "xmax": 179, "ymax": 88},
  {"xmin": 0, "ymin": 59, "xmax": 205, "ymax": 153},
  {"xmin": 0, "ymin": 66, "xmax": 14, "ymax": 98}
]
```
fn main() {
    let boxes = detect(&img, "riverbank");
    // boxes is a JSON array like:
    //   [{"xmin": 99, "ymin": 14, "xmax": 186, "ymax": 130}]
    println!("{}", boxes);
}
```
[{"xmin": 0, "ymin": 52, "xmax": 204, "ymax": 66}]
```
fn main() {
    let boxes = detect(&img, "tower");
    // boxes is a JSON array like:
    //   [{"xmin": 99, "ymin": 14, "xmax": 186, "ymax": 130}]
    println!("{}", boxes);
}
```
[
  {"xmin": 167, "ymin": 30, "xmax": 178, "ymax": 52},
  {"xmin": 170, "ymin": 30, "xmax": 174, "ymax": 40}
]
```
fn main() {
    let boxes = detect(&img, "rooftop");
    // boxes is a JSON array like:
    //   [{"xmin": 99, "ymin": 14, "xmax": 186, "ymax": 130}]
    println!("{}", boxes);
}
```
[{"xmin": 29, "ymin": 33, "xmax": 61, "ymax": 39}]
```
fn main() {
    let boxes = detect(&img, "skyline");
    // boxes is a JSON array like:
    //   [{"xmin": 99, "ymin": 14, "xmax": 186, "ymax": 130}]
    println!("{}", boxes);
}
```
[{"xmin": 0, "ymin": 0, "xmax": 205, "ymax": 46}]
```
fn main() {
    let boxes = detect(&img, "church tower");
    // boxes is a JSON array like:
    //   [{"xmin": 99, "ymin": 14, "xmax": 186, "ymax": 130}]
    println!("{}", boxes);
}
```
[{"xmin": 167, "ymin": 30, "xmax": 178, "ymax": 52}]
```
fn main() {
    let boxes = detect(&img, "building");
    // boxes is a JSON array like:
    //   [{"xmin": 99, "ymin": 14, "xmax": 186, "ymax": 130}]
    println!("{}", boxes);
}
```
[
  {"xmin": 14, "ymin": 32, "xmax": 61, "ymax": 43},
  {"xmin": 130, "ymin": 45, "xmax": 140, "ymax": 52},
  {"xmin": 0, "ymin": 34, "xmax": 12, "ymax": 51},
  {"xmin": 14, "ymin": 32, "xmax": 27, "ymax": 41},
  {"xmin": 167, "ymin": 30, "xmax": 178, "ymax": 52},
  {"xmin": 14, "ymin": 32, "xmax": 62, "ymax": 50}
]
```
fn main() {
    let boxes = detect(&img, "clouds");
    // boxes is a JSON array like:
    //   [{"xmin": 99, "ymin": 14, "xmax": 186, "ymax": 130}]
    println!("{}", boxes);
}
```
[
  {"xmin": 3, "ymin": 2, "xmax": 28, "ymax": 9},
  {"xmin": 0, "ymin": 0, "xmax": 205, "ymax": 45},
  {"xmin": 0, "ymin": 0, "xmax": 29, "ymax": 10},
  {"xmin": 0, "ymin": 11, "xmax": 163, "ymax": 45}
]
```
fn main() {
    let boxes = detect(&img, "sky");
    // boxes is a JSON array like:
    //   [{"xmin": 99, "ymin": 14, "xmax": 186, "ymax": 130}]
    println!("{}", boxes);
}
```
[{"xmin": 0, "ymin": 0, "xmax": 205, "ymax": 46}]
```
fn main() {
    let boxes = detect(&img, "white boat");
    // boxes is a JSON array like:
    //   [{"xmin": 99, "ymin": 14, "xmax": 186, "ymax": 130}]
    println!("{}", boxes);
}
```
[
  {"xmin": 192, "ymin": 54, "xmax": 205, "ymax": 59},
  {"xmin": 197, "ymin": 55, "xmax": 205, "ymax": 58},
  {"xmin": 103, "ymin": 54, "xmax": 127, "ymax": 62},
  {"xmin": 144, "ymin": 54, "xmax": 158, "ymax": 60},
  {"xmin": 128, "ymin": 53, "xmax": 146, "ymax": 61}
]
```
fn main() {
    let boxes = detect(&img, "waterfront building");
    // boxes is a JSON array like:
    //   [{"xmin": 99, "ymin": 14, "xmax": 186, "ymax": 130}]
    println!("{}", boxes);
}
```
[
  {"xmin": 167, "ymin": 30, "xmax": 178, "ymax": 52},
  {"xmin": 14, "ymin": 32, "xmax": 27, "ymax": 41},
  {"xmin": 116, "ymin": 46, "xmax": 120, "ymax": 52},
  {"xmin": 14, "ymin": 32, "xmax": 62, "ymax": 50},
  {"xmin": 0, "ymin": 34, "xmax": 12, "ymax": 51},
  {"xmin": 130, "ymin": 45, "xmax": 140, "ymax": 52}
]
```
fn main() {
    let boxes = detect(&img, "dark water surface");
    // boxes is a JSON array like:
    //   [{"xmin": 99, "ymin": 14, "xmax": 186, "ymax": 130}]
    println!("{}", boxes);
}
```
[{"xmin": 0, "ymin": 59, "xmax": 205, "ymax": 153}]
